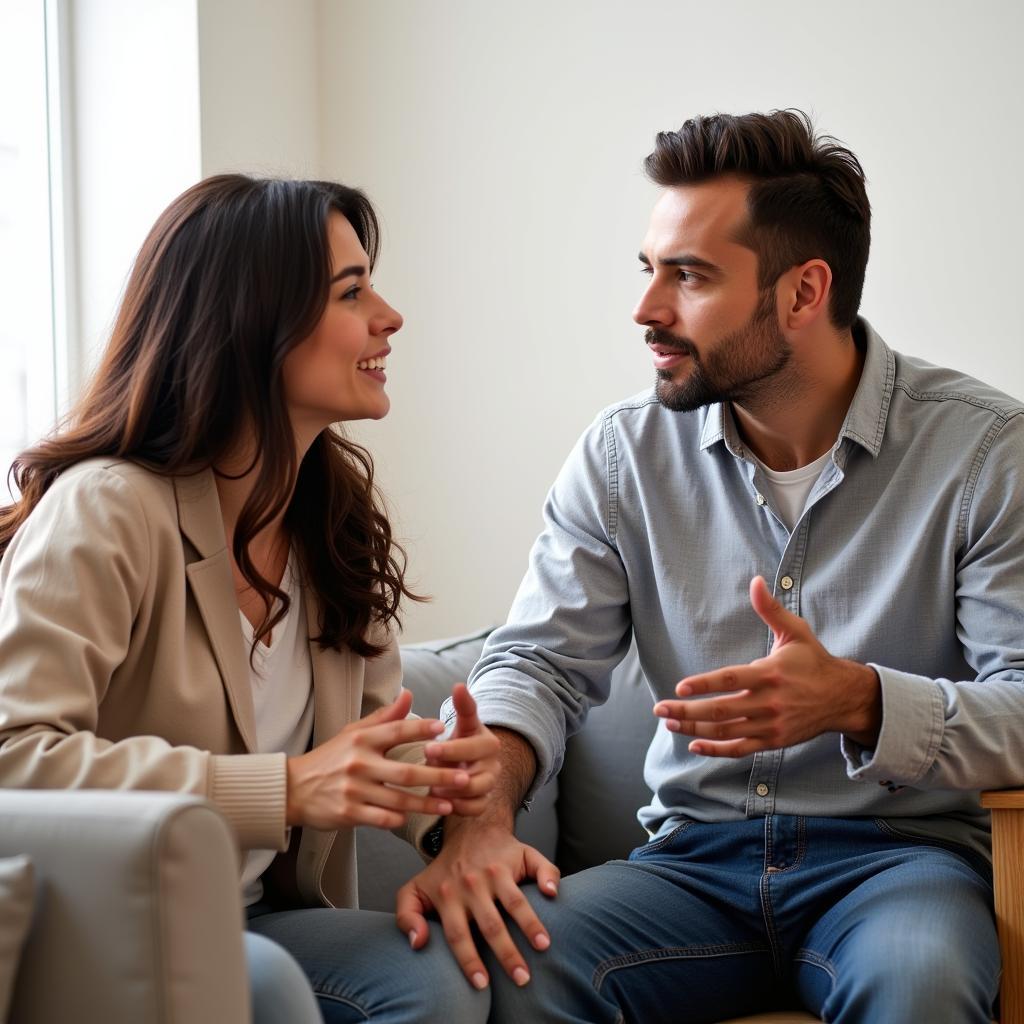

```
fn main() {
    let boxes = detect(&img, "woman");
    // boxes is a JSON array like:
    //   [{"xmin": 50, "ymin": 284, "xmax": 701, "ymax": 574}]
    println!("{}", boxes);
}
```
[{"xmin": 0, "ymin": 175, "xmax": 495, "ymax": 1022}]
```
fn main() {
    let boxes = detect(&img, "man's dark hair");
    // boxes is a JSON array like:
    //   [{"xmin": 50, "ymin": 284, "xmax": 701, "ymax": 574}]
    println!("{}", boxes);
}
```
[{"xmin": 644, "ymin": 109, "xmax": 871, "ymax": 329}]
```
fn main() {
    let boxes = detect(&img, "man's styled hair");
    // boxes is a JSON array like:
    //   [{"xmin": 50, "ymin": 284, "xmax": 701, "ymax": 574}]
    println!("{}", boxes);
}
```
[{"xmin": 644, "ymin": 109, "xmax": 871, "ymax": 329}]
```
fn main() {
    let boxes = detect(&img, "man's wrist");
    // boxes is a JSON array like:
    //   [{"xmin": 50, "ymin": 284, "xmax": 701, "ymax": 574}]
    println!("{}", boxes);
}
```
[{"xmin": 841, "ymin": 660, "xmax": 882, "ymax": 747}]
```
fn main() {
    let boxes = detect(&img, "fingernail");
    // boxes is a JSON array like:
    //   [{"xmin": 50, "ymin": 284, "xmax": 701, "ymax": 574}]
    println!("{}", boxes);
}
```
[
  {"xmin": 437, "ymin": 801, "xmax": 453, "ymax": 814},
  {"xmin": 654, "ymin": 705, "xmax": 668, "ymax": 717},
  {"xmin": 472, "ymin": 972, "xmax": 488, "ymax": 990},
  {"xmin": 425, "ymin": 743, "xmax": 441, "ymax": 759},
  {"xmin": 534, "ymin": 932, "xmax": 550, "ymax": 950},
  {"xmin": 428, "ymin": 721, "xmax": 445, "ymax": 733},
  {"xmin": 665, "ymin": 720, "xmax": 679, "ymax": 731},
  {"xmin": 544, "ymin": 880, "xmax": 558, "ymax": 895},
  {"xmin": 676, "ymin": 683, "xmax": 692, "ymax": 696},
  {"xmin": 453, "ymin": 771, "xmax": 469, "ymax": 786},
  {"xmin": 513, "ymin": 967, "xmax": 530, "ymax": 986},
  {"xmin": 408, "ymin": 930, "xmax": 417, "ymax": 947}
]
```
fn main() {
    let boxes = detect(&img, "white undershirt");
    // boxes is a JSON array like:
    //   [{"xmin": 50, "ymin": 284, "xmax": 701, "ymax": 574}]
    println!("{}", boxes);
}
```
[
  {"xmin": 749, "ymin": 446, "xmax": 835, "ymax": 532},
  {"xmin": 238, "ymin": 553, "xmax": 315, "ymax": 907}
]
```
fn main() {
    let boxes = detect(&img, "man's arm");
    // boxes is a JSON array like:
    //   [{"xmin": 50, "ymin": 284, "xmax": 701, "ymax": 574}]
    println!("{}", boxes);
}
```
[{"xmin": 396, "ymin": 727, "xmax": 560, "ymax": 990}]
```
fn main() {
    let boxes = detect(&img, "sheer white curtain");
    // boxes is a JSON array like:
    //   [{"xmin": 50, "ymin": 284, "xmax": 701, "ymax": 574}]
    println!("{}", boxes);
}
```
[{"xmin": 0, "ymin": 0, "xmax": 66, "ymax": 500}]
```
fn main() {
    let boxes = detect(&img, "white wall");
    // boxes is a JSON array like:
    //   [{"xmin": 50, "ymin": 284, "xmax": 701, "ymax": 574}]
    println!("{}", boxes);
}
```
[
  {"xmin": 317, "ymin": 0, "xmax": 1024, "ymax": 641},
  {"xmin": 65, "ymin": 1, "xmax": 1024, "ymax": 643},
  {"xmin": 197, "ymin": 0, "xmax": 320, "ymax": 177}
]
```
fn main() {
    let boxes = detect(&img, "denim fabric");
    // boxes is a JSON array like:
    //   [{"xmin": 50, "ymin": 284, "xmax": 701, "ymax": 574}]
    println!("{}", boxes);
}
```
[
  {"xmin": 486, "ymin": 817, "xmax": 999, "ymax": 1023},
  {"xmin": 456, "ymin": 319, "xmax": 1024, "ymax": 859},
  {"xmin": 246, "ymin": 906, "xmax": 489, "ymax": 1023}
]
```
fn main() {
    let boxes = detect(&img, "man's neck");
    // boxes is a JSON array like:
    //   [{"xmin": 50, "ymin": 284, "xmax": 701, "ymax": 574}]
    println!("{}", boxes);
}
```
[{"xmin": 731, "ymin": 326, "xmax": 865, "ymax": 471}]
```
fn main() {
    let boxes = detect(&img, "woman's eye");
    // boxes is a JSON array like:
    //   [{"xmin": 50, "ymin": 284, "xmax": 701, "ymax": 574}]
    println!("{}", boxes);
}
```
[{"xmin": 341, "ymin": 286, "xmax": 361, "ymax": 301}]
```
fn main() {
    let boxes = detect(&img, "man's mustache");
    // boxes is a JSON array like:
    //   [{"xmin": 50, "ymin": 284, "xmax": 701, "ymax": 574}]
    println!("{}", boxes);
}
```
[{"xmin": 644, "ymin": 328, "xmax": 698, "ymax": 359}]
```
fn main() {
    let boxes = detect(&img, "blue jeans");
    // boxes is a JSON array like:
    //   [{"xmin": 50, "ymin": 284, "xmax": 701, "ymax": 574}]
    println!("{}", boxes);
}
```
[
  {"xmin": 487, "ymin": 816, "xmax": 999, "ymax": 1024},
  {"xmin": 246, "ymin": 905, "xmax": 489, "ymax": 1023}
]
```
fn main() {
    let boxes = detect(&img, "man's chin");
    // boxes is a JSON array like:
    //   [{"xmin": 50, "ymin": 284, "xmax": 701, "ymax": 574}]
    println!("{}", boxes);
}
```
[{"xmin": 655, "ymin": 376, "xmax": 717, "ymax": 413}]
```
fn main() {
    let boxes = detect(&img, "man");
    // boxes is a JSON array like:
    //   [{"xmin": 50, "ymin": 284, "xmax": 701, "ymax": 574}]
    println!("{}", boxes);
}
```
[{"xmin": 398, "ymin": 110, "xmax": 1024, "ymax": 1022}]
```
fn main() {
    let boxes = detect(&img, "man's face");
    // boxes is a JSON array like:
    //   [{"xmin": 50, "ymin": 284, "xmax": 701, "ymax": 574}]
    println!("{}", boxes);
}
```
[{"xmin": 633, "ymin": 179, "xmax": 792, "ymax": 412}]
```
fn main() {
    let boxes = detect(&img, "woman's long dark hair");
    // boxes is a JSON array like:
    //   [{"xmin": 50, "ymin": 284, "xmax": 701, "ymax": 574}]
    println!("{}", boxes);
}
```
[{"xmin": 0, "ymin": 174, "xmax": 419, "ymax": 657}]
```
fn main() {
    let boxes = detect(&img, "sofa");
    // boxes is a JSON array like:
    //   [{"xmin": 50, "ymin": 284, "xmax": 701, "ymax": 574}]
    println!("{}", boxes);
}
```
[{"xmin": 0, "ymin": 627, "xmax": 1020, "ymax": 1023}]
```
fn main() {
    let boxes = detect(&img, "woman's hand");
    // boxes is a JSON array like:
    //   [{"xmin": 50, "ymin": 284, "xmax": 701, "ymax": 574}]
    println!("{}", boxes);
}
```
[
  {"xmin": 425, "ymin": 683, "xmax": 501, "ymax": 817},
  {"xmin": 285, "ymin": 689, "xmax": 471, "ymax": 830}
]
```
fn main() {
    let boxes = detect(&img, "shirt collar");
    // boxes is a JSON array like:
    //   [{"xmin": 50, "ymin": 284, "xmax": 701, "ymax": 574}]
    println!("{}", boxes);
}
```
[{"xmin": 698, "ymin": 316, "xmax": 896, "ymax": 460}]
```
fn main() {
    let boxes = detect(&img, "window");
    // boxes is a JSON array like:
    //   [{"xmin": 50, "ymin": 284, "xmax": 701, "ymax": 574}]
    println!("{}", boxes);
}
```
[{"xmin": 0, "ymin": 1, "xmax": 66, "ymax": 499}]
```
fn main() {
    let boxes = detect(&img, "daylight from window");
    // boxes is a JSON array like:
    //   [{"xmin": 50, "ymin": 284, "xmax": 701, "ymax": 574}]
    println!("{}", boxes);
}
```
[{"xmin": 0, "ymin": 2, "xmax": 58, "ymax": 499}]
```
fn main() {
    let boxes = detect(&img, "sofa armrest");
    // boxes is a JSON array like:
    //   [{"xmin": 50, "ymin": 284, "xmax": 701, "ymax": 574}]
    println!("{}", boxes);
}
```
[
  {"xmin": 981, "ymin": 788, "xmax": 1024, "ymax": 1024},
  {"xmin": 0, "ymin": 790, "xmax": 250, "ymax": 1024}
]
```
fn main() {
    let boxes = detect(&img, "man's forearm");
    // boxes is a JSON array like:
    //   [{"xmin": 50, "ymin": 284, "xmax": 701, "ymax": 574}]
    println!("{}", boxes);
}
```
[{"xmin": 445, "ymin": 727, "xmax": 537, "ymax": 836}]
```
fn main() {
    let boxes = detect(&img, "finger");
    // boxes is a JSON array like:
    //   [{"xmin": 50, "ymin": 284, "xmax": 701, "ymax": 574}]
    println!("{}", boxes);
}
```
[
  {"xmin": 688, "ymin": 736, "xmax": 766, "ymax": 759},
  {"xmin": 523, "ymin": 845, "xmax": 561, "ymax": 900},
  {"xmin": 459, "ymin": 872, "xmax": 532, "ymax": 986},
  {"xmin": 665, "ymin": 715, "xmax": 770, "ymax": 741},
  {"xmin": 360, "ymin": 716, "xmax": 447, "ymax": 750},
  {"xmin": 345, "ymin": 802, "xmax": 408, "ymax": 830},
  {"xmin": 749, "ymin": 575, "xmax": 804, "ymax": 642},
  {"xmin": 424, "ymin": 733, "xmax": 500, "ymax": 764},
  {"xmin": 489, "ymin": 868, "xmax": 552, "ymax": 952},
  {"xmin": 433, "ymin": 882, "xmax": 494, "ymax": 990},
  {"xmin": 373, "ymin": 759, "xmax": 471, "ymax": 791},
  {"xmin": 396, "ymin": 883, "xmax": 434, "ymax": 952},
  {"xmin": 361, "ymin": 688, "xmax": 414, "ymax": 725},
  {"xmin": 670, "ymin": 663, "xmax": 764, "ymax": 698},
  {"xmin": 357, "ymin": 780, "xmax": 456, "ymax": 817},
  {"xmin": 450, "ymin": 682, "xmax": 481, "ymax": 737},
  {"xmin": 446, "ymin": 791, "xmax": 495, "ymax": 817}
]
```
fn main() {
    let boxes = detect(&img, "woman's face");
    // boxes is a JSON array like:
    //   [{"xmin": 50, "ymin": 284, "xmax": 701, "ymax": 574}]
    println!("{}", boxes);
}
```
[{"xmin": 282, "ymin": 213, "xmax": 403, "ymax": 435}]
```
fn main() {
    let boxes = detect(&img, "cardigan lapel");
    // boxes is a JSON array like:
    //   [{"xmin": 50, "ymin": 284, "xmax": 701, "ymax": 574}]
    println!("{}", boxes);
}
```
[{"xmin": 173, "ymin": 470, "xmax": 258, "ymax": 753}]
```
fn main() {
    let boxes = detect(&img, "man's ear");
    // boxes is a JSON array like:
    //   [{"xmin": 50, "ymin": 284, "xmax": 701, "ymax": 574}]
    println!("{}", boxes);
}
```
[{"xmin": 781, "ymin": 259, "xmax": 832, "ymax": 329}]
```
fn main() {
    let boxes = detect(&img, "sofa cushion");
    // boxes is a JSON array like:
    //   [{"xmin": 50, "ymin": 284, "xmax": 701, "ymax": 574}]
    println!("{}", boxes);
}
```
[
  {"xmin": 555, "ymin": 640, "xmax": 657, "ymax": 875},
  {"xmin": 0, "ymin": 854, "xmax": 34, "ymax": 1023}
]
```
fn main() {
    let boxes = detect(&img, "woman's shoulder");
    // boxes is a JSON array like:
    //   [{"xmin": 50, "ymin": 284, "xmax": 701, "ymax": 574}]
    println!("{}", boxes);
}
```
[{"xmin": 40, "ymin": 457, "xmax": 179, "ymax": 529}]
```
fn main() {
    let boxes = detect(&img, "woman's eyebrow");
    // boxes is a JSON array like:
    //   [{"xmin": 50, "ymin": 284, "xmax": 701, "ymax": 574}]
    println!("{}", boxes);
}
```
[{"xmin": 330, "ymin": 265, "xmax": 367, "ymax": 283}]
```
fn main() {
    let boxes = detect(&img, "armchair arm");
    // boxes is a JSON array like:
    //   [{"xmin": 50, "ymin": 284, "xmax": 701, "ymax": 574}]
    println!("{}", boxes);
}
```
[
  {"xmin": 0, "ymin": 791, "xmax": 250, "ymax": 1024},
  {"xmin": 981, "ymin": 789, "xmax": 1024, "ymax": 1024}
]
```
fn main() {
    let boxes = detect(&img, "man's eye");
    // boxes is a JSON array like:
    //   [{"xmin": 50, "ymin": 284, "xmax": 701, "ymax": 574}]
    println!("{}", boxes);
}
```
[
  {"xmin": 678, "ymin": 271, "xmax": 699, "ymax": 284},
  {"xmin": 640, "ymin": 265, "xmax": 653, "ymax": 276}
]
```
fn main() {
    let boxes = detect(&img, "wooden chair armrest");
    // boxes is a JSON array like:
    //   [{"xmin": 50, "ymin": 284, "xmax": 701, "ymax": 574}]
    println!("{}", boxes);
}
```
[{"xmin": 982, "ymin": 790, "xmax": 1024, "ymax": 1024}]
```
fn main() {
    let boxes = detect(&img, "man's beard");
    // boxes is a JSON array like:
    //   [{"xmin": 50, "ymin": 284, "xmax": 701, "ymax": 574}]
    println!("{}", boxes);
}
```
[{"xmin": 650, "ymin": 290, "xmax": 793, "ymax": 413}]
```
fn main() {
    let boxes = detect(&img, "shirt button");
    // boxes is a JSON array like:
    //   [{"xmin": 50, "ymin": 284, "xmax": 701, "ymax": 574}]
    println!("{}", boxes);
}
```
[
  {"xmin": 756, "ymin": 783, "xmax": 770, "ymax": 797},
  {"xmin": 755, "ymin": 493, "xmax": 767, "ymax": 506},
  {"xmin": 780, "ymin": 576, "xmax": 794, "ymax": 591}
]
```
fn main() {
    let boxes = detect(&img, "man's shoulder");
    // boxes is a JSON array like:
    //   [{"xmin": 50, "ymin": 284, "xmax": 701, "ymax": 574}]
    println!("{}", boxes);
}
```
[
  {"xmin": 591, "ymin": 388, "xmax": 705, "ymax": 437},
  {"xmin": 891, "ymin": 350, "xmax": 1024, "ymax": 423}
]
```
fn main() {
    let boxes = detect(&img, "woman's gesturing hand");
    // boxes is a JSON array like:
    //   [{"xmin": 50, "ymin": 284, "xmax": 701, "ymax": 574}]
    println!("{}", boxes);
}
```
[
  {"xmin": 424, "ymin": 683, "xmax": 501, "ymax": 817},
  {"xmin": 285, "ymin": 689, "xmax": 472, "ymax": 831}
]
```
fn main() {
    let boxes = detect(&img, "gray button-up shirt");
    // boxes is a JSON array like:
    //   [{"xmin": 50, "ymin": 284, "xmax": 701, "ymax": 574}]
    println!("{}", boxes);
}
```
[{"xmin": 461, "ymin": 320, "xmax": 1024, "ymax": 859}]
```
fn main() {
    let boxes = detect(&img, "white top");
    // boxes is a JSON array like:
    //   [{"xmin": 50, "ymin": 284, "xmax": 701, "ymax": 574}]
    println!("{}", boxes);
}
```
[
  {"xmin": 238, "ymin": 553, "xmax": 315, "ymax": 906},
  {"xmin": 749, "ymin": 446, "xmax": 834, "ymax": 532}
]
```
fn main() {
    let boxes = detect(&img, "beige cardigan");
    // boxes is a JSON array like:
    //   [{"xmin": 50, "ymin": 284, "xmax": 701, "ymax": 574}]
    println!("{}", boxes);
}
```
[{"xmin": 0, "ymin": 458, "xmax": 432, "ymax": 908}]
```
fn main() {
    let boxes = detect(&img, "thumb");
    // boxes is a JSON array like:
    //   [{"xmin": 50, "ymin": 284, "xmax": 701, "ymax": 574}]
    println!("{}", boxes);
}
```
[
  {"xmin": 749, "ymin": 576, "xmax": 802, "ymax": 644},
  {"xmin": 450, "ymin": 682, "xmax": 481, "ymax": 738}
]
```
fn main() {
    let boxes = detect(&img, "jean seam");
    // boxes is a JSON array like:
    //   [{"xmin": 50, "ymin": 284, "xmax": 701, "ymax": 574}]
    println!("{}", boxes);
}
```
[
  {"xmin": 760, "ymin": 817, "xmax": 783, "ymax": 977},
  {"xmin": 592, "ymin": 943, "xmax": 770, "ymax": 992},
  {"xmin": 312, "ymin": 988, "xmax": 371, "ymax": 1021},
  {"xmin": 636, "ymin": 819, "xmax": 695, "ymax": 856},
  {"xmin": 870, "ymin": 818, "xmax": 989, "ymax": 876},
  {"xmin": 793, "ymin": 948, "xmax": 837, "ymax": 1024}
]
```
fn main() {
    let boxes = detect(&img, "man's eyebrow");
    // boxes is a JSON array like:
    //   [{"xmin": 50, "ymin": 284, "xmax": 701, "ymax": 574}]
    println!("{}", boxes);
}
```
[
  {"xmin": 330, "ymin": 265, "xmax": 367, "ymax": 283},
  {"xmin": 638, "ymin": 251, "xmax": 721, "ymax": 272}
]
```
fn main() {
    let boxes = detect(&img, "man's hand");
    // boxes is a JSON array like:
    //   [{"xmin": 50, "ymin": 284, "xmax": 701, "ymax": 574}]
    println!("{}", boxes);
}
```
[
  {"xmin": 424, "ymin": 683, "xmax": 501, "ymax": 816},
  {"xmin": 395, "ymin": 820, "xmax": 559, "ymax": 990},
  {"xmin": 654, "ymin": 576, "xmax": 881, "ymax": 757}
]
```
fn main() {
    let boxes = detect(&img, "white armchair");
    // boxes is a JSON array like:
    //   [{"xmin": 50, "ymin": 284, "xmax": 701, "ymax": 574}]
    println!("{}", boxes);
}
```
[{"xmin": 0, "ymin": 790, "xmax": 250, "ymax": 1024}]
